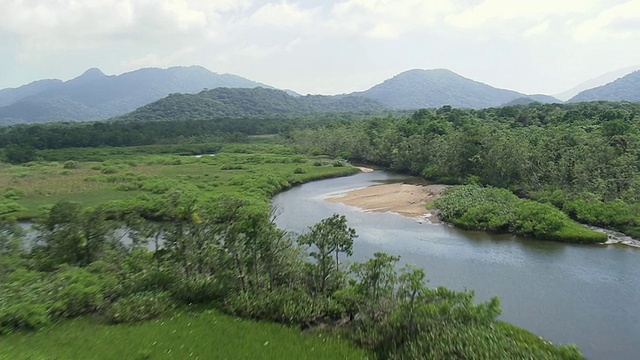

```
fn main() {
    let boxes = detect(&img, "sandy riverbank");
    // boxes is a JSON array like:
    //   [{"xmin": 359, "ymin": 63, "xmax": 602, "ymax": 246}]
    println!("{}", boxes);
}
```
[{"xmin": 325, "ymin": 183, "xmax": 447, "ymax": 223}]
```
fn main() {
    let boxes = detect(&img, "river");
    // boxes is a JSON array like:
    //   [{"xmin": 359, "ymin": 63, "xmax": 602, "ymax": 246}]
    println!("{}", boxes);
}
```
[{"xmin": 271, "ymin": 171, "xmax": 640, "ymax": 360}]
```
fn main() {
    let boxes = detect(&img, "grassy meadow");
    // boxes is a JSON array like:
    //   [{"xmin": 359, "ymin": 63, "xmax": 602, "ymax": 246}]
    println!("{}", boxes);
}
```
[
  {"xmin": 0, "ymin": 308, "xmax": 367, "ymax": 360},
  {"xmin": 0, "ymin": 142, "xmax": 357, "ymax": 220}
]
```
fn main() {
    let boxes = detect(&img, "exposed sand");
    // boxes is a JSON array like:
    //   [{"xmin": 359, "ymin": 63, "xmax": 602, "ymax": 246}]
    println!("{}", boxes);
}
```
[
  {"xmin": 325, "ymin": 183, "xmax": 447, "ymax": 223},
  {"xmin": 357, "ymin": 166, "xmax": 374, "ymax": 173}
]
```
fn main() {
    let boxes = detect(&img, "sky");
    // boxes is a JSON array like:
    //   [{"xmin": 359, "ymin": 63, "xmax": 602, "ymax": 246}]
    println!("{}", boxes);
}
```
[{"xmin": 1, "ymin": 0, "xmax": 639, "ymax": 96}]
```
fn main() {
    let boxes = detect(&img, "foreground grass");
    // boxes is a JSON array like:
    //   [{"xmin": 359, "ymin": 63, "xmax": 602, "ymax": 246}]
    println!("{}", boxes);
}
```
[{"xmin": 0, "ymin": 309, "xmax": 368, "ymax": 360}]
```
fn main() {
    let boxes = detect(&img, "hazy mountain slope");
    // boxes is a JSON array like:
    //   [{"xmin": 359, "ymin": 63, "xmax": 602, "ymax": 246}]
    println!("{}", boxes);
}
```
[
  {"xmin": 555, "ymin": 66, "xmax": 640, "ymax": 101},
  {"xmin": 568, "ymin": 71, "xmax": 640, "ymax": 103},
  {"xmin": 0, "ymin": 66, "xmax": 272, "ymax": 124},
  {"xmin": 355, "ymin": 69, "xmax": 527, "ymax": 109},
  {"xmin": 0, "ymin": 79, "xmax": 63, "ymax": 107},
  {"xmin": 116, "ymin": 87, "xmax": 387, "ymax": 121}
]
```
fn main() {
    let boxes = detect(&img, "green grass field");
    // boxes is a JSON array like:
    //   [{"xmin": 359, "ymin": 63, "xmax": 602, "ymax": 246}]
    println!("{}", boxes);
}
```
[{"xmin": 0, "ymin": 309, "xmax": 368, "ymax": 360}]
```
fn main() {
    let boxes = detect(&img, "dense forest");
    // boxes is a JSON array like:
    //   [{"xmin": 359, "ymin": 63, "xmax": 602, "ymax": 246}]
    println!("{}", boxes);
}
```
[
  {"xmin": 291, "ymin": 101, "xmax": 640, "ymax": 239},
  {"xmin": 0, "ymin": 113, "xmax": 374, "ymax": 152}
]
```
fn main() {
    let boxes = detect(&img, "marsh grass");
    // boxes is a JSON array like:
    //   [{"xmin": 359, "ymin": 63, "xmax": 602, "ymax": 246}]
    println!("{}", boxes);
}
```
[
  {"xmin": 0, "ymin": 309, "xmax": 368, "ymax": 360},
  {"xmin": 0, "ymin": 143, "xmax": 358, "ymax": 220}
]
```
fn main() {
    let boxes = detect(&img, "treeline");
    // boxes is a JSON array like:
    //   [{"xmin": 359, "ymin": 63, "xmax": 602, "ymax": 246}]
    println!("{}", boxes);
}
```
[
  {"xmin": 291, "ymin": 101, "xmax": 640, "ymax": 238},
  {"xmin": 0, "ymin": 113, "xmax": 370, "ymax": 157}
]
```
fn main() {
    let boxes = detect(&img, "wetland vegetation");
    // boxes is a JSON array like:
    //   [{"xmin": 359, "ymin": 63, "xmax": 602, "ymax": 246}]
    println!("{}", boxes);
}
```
[{"xmin": 5, "ymin": 100, "xmax": 639, "ymax": 359}]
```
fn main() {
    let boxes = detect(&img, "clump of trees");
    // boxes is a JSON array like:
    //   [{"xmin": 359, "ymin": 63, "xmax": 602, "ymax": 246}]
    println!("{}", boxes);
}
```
[{"xmin": 436, "ymin": 185, "xmax": 606, "ymax": 243}]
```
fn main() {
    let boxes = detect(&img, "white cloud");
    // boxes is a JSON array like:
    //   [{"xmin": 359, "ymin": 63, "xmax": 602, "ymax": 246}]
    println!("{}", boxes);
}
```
[
  {"xmin": 0, "ymin": 0, "xmax": 251, "ymax": 50},
  {"xmin": 572, "ymin": 0, "xmax": 640, "ymax": 42},
  {"xmin": 249, "ymin": 1, "xmax": 318, "ymax": 28},
  {"xmin": 523, "ymin": 20, "xmax": 551, "ymax": 37},
  {"xmin": 121, "ymin": 46, "xmax": 196, "ymax": 69},
  {"xmin": 330, "ymin": 0, "xmax": 457, "ymax": 39},
  {"xmin": 446, "ymin": 0, "xmax": 600, "ymax": 29}
]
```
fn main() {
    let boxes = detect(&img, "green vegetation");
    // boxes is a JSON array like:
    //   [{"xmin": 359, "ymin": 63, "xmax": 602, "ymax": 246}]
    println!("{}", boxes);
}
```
[
  {"xmin": 117, "ymin": 87, "xmax": 387, "ymax": 122},
  {"xmin": 436, "ymin": 186, "xmax": 606, "ymax": 243},
  {"xmin": 0, "ymin": 309, "xmax": 366, "ymax": 360},
  {"xmin": 292, "ymin": 101, "xmax": 640, "ymax": 240},
  {"xmin": 0, "ymin": 140, "xmax": 584, "ymax": 359},
  {"xmin": 0, "ymin": 143, "xmax": 357, "ymax": 220}
]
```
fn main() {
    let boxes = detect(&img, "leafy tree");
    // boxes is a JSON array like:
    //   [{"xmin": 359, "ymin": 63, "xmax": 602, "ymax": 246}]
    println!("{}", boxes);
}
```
[
  {"xmin": 298, "ymin": 214, "xmax": 356, "ymax": 295},
  {"xmin": 34, "ymin": 201, "xmax": 114, "ymax": 269}
]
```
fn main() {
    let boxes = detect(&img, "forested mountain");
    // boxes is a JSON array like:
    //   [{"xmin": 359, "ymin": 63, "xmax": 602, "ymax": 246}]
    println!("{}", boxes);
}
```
[
  {"xmin": 116, "ymin": 87, "xmax": 388, "ymax": 121},
  {"xmin": 0, "ymin": 66, "xmax": 271, "ymax": 124},
  {"xmin": 354, "ymin": 69, "xmax": 538, "ymax": 109},
  {"xmin": 569, "ymin": 70, "xmax": 640, "ymax": 102}
]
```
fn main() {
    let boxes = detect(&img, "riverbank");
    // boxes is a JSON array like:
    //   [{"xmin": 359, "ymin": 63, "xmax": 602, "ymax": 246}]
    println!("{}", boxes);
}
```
[
  {"xmin": 325, "ymin": 182, "xmax": 446, "ymax": 223},
  {"xmin": 591, "ymin": 226, "xmax": 640, "ymax": 248}
]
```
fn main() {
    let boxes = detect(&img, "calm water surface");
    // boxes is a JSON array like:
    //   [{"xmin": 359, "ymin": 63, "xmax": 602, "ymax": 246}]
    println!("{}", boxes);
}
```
[{"xmin": 272, "ymin": 171, "xmax": 640, "ymax": 360}]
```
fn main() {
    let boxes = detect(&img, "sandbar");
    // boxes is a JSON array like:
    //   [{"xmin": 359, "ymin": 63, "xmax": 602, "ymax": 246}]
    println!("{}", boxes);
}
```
[{"xmin": 325, "ymin": 183, "xmax": 447, "ymax": 222}]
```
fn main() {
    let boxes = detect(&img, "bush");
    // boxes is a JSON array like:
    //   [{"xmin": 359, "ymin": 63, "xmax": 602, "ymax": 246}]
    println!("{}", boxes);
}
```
[
  {"xmin": 293, "ymin": 167, "xmax": 306, "ymax": 174},
  {"xmin": 3, "ymin": 188, "xmax": 25, "ymax": 200},
  {"xmin": 170, "ymin": 276, "xmax": 230, "ymax": 304},
  {"xmin": 436, "ymin": 185, "xmax": 606, "ymax": 244},
  {"xmin": 0, "ymin": 303, "xmax": 50, "ymax": 334},
  {"xmin": 105, "ymin": 291, "xmax": 174, "ymax": 324},
  {"xmin": 49, "ymin": 267, "xmax": 107, "ymax": 318},
  {"xmin": 223, "ymin": 288, "xmax": 334, "ymax": 325},
  {"xmin": 101, "ymin": 166, "xmax": 119, "ymax": 174},
  {"xmin": 63, "ymin": 160, "xmax": 80, "ymax": 169}
]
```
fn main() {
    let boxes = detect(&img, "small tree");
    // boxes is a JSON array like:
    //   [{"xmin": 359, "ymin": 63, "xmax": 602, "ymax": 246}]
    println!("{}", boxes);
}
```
[{"xmin": 298, "ymin": 214, "xmax": 356, "ymax": 295}]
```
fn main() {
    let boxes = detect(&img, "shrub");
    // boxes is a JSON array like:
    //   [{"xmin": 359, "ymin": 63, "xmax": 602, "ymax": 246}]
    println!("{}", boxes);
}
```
[
  {"xmin": 293, "ymin": 167, "xmax": 306, "ymax": 174},
  {"xmin": 0, "ymin": 303, "xmax": 50, "ymax": 334},
  {"xmin": 223, "ymin": 287, "xmax": 341, "ymax": 326},
  {"xmin": 101, "ymin": 166, "xmax": 119, "ymax": 174},
  {"xmin": 170, "ymin": 276, "xmax": 230, "ymax": 304},
  {"xmin": 105, "ymin": 291, "xmax": 174, "ymax": 324},
  {"xmin": 63, "ymin": 160, "xmax": 80, "ymax": 169},
  {"xmin": 3, "ymin": 188, "xmax": 26, "ymax": 200},
  {"xmin": 49, "ymin": 267, "xmax": 107, "ymax": 318}
]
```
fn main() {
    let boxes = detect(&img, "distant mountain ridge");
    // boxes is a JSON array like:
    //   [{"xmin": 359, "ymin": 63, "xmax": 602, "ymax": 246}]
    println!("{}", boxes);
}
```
[
  {"xmin": 568, "ymin": 70, "xmax": 640, "ymax": 103},
  {"xmin": 353, "ymin": 69, "xmax": 558, "ymax": 109},
  {"xmin": 115, "ymin": 87, "xmax": 388, "ymax": 121},
  {"xmin": 0, "ymin": 66, "xmax": 271, "ymax": 124},
  {"xmin": 3, "ymin": 65, "xmax": 640, "ymax": 125},
  {"xmin": 555, "ymin": 66, "xmax": 640, "ymax": 101}
]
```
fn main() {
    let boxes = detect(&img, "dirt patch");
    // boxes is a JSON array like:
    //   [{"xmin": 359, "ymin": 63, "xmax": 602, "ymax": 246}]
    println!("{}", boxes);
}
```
[{"xmin": 325, "ymin": 183, "xmax": 447, "ymax": 223}]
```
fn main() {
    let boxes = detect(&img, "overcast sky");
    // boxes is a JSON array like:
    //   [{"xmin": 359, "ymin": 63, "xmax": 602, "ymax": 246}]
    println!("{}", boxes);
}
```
[{"xmin": 1, "ymin": 0, "xmax": 639, "ymax": 95}]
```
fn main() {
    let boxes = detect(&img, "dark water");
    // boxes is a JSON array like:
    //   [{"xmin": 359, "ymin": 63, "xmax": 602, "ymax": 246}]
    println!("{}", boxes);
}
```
[{"xmin": 272, "ymin": 171, "xmax": 640, "ymax": 360}]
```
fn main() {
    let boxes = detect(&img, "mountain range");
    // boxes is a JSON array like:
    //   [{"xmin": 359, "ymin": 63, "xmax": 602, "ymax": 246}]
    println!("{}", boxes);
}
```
[
  {"xmin": 0, "ymin": 66, "xmax": 271, "ymax": 124},
  {"xmin": 0, "ymin": 65, "xmax": 638, "ymax": 125}
]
